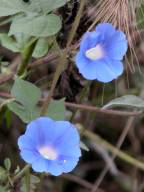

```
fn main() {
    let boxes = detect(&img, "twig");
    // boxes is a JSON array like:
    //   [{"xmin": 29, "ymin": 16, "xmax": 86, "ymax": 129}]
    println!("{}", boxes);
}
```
[
  {"xmin": 66, "ymin": 0, "xmax": 87, "ymax": 48},
  {"xmin": 28, "ymin": 52, "xmax": 58, "ymax": 69},
  {"xmin": 40, "ymin": 41, "xmax": 67, "ymax": 115},
  {"xmin": 65, "ymin": 102, "xmax": 142, "ymax": 117},
  {"xmin": 41, "ymin": 0, "xmax": 86, "ymax": 115},
  {"xmin": 91, "ymin": 116, "xmax": 136, "ymax": 192},
  {"xmin": 62, "ymin": 174, "xmax": 98, "ymax": 191},
  {"xmin": 84, "ymin": 129, "xmax": 144, "ymax": 171},
  {"xmin": 0, "ymin": 93, "xmax": 142, "ymax": 117}
]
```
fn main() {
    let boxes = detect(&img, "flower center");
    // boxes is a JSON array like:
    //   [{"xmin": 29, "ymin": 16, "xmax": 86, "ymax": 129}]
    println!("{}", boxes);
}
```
[
  {"xmin": 39, "ymin": 146, "xmax": 57, "ymax": 160},
  {"xmin": 85, "ymin": 44, "xmax": 104, "ymax": 60}
]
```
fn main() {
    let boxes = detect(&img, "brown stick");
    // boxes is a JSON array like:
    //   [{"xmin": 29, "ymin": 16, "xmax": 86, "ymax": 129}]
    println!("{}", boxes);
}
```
[{"xmin": 65, "ymin": 102, "xmax": 142, "ymax": 117}]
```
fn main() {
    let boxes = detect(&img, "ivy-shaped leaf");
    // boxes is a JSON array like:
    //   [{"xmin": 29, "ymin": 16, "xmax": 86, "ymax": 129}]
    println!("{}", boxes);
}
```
[
  {"xmin": 45, "ymin": 98, "xmax": 66, "ymax": 120},
  {"xmin": 7, "ymin": 102, "xmax": 40, "ymax": 123},
  {"xmin": 11, "ymin": 78, "xmax": 41, "ymax": 108},
  {"xmin": 7, "ymin": 78, "xmax": 41, "ymax": 123}
]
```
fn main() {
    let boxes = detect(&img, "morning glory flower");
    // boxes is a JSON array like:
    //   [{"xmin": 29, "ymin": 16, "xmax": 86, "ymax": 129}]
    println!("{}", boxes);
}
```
[
  {"xmin": 76, "ymin": 23, "xmax": 128, "ymax": 82},
  {"xmin": 18, "ymin": 117, "xmax": 81, "ymax": 176}
]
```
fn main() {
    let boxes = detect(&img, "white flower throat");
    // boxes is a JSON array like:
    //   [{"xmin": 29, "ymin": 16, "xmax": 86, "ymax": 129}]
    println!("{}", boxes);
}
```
[
  {"xmin": 85, "ymin": 44, "xmax": 104, "ymax": 60},
  {"xmin": 39, "ymin": 146, "xmax": 57, "ymax": 160}
]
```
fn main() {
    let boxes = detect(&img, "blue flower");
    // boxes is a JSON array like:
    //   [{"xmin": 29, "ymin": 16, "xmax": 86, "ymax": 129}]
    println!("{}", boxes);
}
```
[
  {"xmin": 76, "ymin": 23, "xmax": 128, "ymax": 82},
  {"xmin": 18, "ymin": 117, "xmax": 81, "ymax": 176}
]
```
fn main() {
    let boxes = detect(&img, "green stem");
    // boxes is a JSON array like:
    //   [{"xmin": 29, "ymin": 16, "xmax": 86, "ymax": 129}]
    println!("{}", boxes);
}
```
[
  {"xmin": 84, "ymin": 130, "xmax": 144, "ymax": 171},
  {"xmin": 41, "ymin": 49, "xmax": 66, "ymax": 115},
  {"xmin": 13, "ymin": 164, "xmax": 30, "ymax": 183},
  {"xmin": 25, "ymin": 166, "xmax": 30, "ymax": 192},
  {"xmin": 17, "ymin": 39, "xmax": 37, "ymax": 77}
]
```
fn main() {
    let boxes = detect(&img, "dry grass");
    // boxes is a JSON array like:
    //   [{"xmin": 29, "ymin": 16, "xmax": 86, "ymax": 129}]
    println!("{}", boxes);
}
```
[{"xmin": 87, "ymin": 0, "xmax": 143, "ymax": 74}]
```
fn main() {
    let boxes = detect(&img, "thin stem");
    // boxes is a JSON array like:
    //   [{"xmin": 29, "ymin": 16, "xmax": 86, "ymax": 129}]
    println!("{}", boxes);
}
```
[
  {"xmin": 41, "ymin": 49, "xmax": 66, "ymax": 115},
  {"xmin": 41, "ymin": 0, "xmax": 86, "ymax": 115},
  {"xmin": 25, "ymin": 166, "xmax": 30, "ymax": 192},
  {"xmin": 66, "ymin": 0, "xmax": 87, "ymax": 48},
  {"xmin": 91, "ymin": 116, "xmax": 136, "ymax": 192},
  {"xmin": 70, "ymin": 81, "xmax": 91, "ymax": 121},
  {"xmin": 65, "ymin": 102, "xmax": 142, "ymax": 117},
  {"xmin": 17, "ymin": 39, "xmax": 37, "ymax": 76},
  {"xmin": 84, "ymin": 130, "xmax": 144, "ymax": 171}
]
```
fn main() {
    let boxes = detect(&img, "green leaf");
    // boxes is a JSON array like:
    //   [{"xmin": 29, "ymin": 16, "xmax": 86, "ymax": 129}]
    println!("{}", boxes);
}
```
[
  {"xmin": 33, "ymin": 0, "xmax": 69, "ymax": 14},
  {"xmin": 0, "ymin": 0, "xmax": 39, "ymax": 16},
  {"xmin": 20, "ymin": 174, "xmax": 40, "ymax": 192},
  {"xmin": 0, "ymin": 0, "xmax": 69, "ymax": 16},
  {"xmin": 0, "ymin": 186, "xmax": 9, "ymax": 192},
  {"xmin": 46, "ymin": 98, "xmax": 66, "ymax": 120},
  {"xmin": 14, "ymin": 33, "xmax": 30, "ymax": 52},
  {"xmin": 7, "ymin": 102, "xmax": 40, "ymax": 123},
  {"xmin": 11, "ymin": 78, "xmax": 41, "ymax": 108},
  {"xmin": 9, "ymin": 14, "xmax": 62, "ymax": 37},
  {"xmin": 4, "ymin": 158, "xmax": 11, "ymax": 171},
  {"xmin": 32, "ymin": 38, "xmax": 49, "ymax": 58},
  {"xmin": 0, "ymin": 167, "xmax": 7, "ymax": 181},
  {"xmin": 103, "ymin": 95, "xmax": 144, "ymax": 109},
  {"xmin": 9, "ymin": 78, "xmax": 41, "ymax": 123},
  {"xmin": 137, "ymin": 3, "xmax": 144, "ymax": 28},
  {"xmin": 5, "ymin": 109, "xmax": 12, "ymax": 129},
  {"xmin": 0, "ymin": 33, "xmax": 19, "ymax": 52}
]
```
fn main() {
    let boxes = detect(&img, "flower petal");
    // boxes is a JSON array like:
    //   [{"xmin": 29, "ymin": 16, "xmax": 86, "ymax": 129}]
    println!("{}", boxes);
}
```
[
  {"xmin": 18, "ymin": 135, "xmax": 36, "ymax": 150},
  {"xmin": 53, "ymin": 122, "xmax": 80, "ymax": 146},
  {"xmin": 58, "ymin": 145, "xmax": 81, "ymax": 159},
  {"xmin": 25, "ymin": 117, "xmax": 54, "ymax": 146},
  {"xmin": 62, "ymin": 159, "xmax": 79, "ymax": 173},
  {"xmin": 46, "ymin": 161, "xmax": 63, "ymax": 176},
  {"xmin": 76, "ymin": 52, "xmax": 89, "ymax": 71},
  {"xmin": 32, "ymin": 158, "xmax": 63, "ymax": 176},
  {"xmin": 105, "ymin": 31, "xmax": 128, "ymax": 60},
  {"xmin": 77, "ymin": 59, "xmax": 98, "ymax": 80},
  {"xmin": 96, "ymin": 23, "xmax": 116, "ymax": 38},
  {"xmin": 95, "ymin": 58, "xmax": 124, "ymax": 82},
  {"xmin": 20, "ymin": 150, "xmax": 40, "ymax": 164},
  {"xmin": 80, "ymin": 32, "xmax": 101, "ymax": 52},
  {"xmin": 32, "ymin": 157, "xmax": 49, "ymax": 172},
  {"xmin": 79, "ymin": 58, "xmax": 123, "ymax": 82},
  {"xmin": 51, "ymin": 121, "xmax": 77, "ymax": 145}
]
